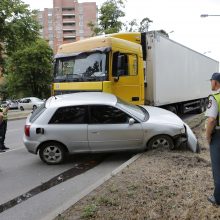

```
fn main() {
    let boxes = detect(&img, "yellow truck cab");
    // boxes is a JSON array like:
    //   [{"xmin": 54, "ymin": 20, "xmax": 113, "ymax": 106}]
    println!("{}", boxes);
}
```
[{"xmin": 53, "ymin": 33, "xmax": 145, "ymax": 105}]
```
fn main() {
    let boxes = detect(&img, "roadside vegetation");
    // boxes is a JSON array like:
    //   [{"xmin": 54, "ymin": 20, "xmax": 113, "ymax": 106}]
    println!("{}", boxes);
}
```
[{"xmin": 0, "ymin": 0, "xmax": 53, "ymax": 99}]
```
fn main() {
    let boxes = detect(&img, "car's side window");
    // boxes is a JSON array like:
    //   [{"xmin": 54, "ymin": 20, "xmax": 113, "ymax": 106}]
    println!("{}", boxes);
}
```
[
  {"xmin": 89, "ymin": 105, "xmax": 129, "ymax": 124},
  {"xmin": 49, "ymin": 105, "xmax": 87, "ymax": 124}
]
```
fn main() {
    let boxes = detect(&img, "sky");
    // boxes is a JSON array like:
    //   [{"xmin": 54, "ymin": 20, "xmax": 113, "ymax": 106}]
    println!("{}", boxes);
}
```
[{"xmin": 22, "ymin": 0, "xmax": 220, "ymax": 66}]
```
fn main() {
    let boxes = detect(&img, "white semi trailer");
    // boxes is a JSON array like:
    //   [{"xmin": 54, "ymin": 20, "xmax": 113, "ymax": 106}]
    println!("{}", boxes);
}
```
[{"xmin": 143, "ymin": 31, "xmax": 219, "ymax": 113}]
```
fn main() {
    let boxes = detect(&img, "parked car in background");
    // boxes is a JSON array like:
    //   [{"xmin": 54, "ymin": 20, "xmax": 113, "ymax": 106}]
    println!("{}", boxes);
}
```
[
  {"xmin": 1, "ymin": 100, "xmax": 18, "ymax": 109},
  {"xmin": 23, "ymin": 92, "xmax": 198, "ymax": 165},
  {"xmin": 18, "ymin": 97, "xmax": 44, "ymax": 111}
]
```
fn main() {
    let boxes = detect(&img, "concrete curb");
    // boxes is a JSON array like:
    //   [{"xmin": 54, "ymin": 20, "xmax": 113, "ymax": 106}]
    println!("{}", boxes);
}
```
[
  {"xmin": 8, "ymin": 116, "xmax": 28, "ymax": 121},
  {"xmin": 42, "ymin": 153, "xmax": 143, "ymax": 220}
]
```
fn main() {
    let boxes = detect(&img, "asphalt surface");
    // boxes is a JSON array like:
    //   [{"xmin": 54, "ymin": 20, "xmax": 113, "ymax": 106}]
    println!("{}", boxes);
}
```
[{"xmin": 0, "ymin": 111, "xmax": 136, "ymax": 220}]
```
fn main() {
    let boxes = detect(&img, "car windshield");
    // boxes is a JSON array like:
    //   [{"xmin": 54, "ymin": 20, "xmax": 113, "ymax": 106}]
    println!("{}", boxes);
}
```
[
  {"xmin": 54, "ymin": 52, "xmax": 107, "ymax": 82},
  {"xmin": 116, "ymin": 98, "xmax": 149, "ymax": 121}
]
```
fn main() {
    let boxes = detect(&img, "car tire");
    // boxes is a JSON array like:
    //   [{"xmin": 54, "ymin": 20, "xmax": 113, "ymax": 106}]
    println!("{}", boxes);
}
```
[
  {"xmin": 20, "ymin": 106, "xmax": 24, "ymax": 111},
  {"xmin": 39, "ymin": 142, "xmax": 66, "ymax": 165},
  {"xmin": 33, "ymin": 105, "xmax": 37, "ymax": 111},
  {"xmin": 147, "ymin": 135, "xmax": 174, "ymax": 150}
]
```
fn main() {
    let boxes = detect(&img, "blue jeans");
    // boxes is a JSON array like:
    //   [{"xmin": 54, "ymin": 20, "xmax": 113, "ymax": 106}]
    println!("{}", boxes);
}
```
[{"xmin": 210, "ymin": 130, "xmax": 220, "ymax": 204}]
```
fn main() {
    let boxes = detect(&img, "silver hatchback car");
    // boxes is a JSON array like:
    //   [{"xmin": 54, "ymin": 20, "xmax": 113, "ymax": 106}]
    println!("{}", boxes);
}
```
[{"xmin": 23, "ymin": 92, "xmax": 197, "ymax": 164}]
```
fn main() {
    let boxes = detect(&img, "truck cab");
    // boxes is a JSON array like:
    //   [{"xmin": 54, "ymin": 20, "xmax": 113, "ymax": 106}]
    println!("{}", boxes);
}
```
[{"xmin": 53, "ymin": 33, "xmax": 145, "ymax": 105}]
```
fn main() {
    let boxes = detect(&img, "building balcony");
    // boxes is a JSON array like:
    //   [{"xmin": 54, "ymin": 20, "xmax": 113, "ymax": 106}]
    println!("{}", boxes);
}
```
[
  {"xmin": 63, "ymin": 35, "xmax": 76, "ymax": 39},
  {"xmin": 62, "ymin": 13, "xmax": 75, "ymax": 16},
  {"xmin": 62, "ymin": 19, "xmax": 76, "ymax": 23}
]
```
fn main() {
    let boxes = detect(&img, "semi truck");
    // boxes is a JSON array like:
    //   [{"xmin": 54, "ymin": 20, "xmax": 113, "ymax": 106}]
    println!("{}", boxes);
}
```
[{"xmin": 52, "ymin": 31, "xmax": 219, "ymax": 114}]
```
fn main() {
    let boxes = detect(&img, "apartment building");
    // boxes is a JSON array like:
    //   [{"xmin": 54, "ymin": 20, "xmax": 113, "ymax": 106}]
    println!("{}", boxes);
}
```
[{"xmin": 37, "ymin": 0, "xmax": 97, "ymax": 53}]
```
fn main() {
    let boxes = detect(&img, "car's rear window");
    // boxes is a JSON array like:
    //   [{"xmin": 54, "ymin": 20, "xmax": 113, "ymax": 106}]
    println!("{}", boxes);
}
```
[{"xmin": 29, "ymin": 103, "xmax": 46, "ymax": 122}]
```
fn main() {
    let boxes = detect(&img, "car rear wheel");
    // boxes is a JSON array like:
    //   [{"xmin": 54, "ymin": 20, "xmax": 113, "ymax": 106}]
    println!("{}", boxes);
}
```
[
  {"xmin": 20, "ymin": 106, "xmax": 24, "ymax": 111},
  {"xmin": 147, "ymin": 135, "xmax": 174, "ymax": 150},
  {"xmin": 39, "ymin": 142, "xmax": 66, "ymax": 165}
]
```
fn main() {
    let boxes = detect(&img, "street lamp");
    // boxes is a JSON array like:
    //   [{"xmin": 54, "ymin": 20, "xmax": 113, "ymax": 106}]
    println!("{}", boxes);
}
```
[{"xmin": 201, "ymin": 14, "xmax": 220, "ymax": 17}]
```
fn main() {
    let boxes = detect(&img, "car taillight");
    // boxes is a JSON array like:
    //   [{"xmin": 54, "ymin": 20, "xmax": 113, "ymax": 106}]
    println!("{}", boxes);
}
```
[{"xmin": 25, "ymin": 125, "xmax": 30, "ymax": 137}]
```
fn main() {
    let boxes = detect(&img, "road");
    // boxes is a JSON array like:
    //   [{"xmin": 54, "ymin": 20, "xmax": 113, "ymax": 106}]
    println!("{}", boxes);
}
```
[{"xmin": 0, "ymin": 119, "xmax": 134, "ymax": 220}]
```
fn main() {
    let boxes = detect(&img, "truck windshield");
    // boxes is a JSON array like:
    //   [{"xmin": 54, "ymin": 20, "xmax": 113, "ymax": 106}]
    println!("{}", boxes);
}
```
[{"xmin": 54, "ymin": 52, "xmax": 107, "ymax": 82}]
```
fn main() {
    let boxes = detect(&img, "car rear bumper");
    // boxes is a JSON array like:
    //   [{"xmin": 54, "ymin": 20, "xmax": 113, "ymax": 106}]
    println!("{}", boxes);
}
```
[{"xmin": 23, "ymin": 136, "xmax": 40, "ymax": 154}]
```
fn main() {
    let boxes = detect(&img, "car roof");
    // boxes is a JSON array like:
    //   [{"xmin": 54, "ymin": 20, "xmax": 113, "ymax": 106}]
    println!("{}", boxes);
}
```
[{"xmin": 46, "ymin": 92, "xmax": 117, "ymax": 108}]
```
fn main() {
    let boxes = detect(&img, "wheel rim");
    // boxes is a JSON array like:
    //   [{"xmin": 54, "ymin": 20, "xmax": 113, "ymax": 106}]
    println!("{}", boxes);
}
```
[
  {"xmin": 43, "ymin": 145, "xmax": 62, "ymax": 164},
  {"xmin": 152, "ymin": 138, "xmax": 170, "ymax": 148}
]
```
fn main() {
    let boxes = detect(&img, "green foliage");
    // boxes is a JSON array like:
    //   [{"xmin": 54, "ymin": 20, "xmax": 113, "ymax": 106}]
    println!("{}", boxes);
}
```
[
  {"xmin": 0, "ymin": 83, "xmax": 9, "ymax": 100},
  {"xmin": 88, "ymin": 0, "xmax": 125, "ymax": 36},
  {"xmin": 138, "ymin": 17, "xmax": 153, "ymax": 32},
  {"xmin": 124, "ymin": 19, "xmax": 138, "ymax": 32},
  {"xmin": 0, "ymin": 0, "xmax": 40, "ymax": 59},
  {"xmin": 5, "ymin": 39, "xmax": 53, "ymax": 98},
  {"xmin": 81, "ymin": 204, "xmax": 97, "ymax": 219},
  {"xmin": 124, "ymin": 17, "xmax": 153, "ymax": 33}
]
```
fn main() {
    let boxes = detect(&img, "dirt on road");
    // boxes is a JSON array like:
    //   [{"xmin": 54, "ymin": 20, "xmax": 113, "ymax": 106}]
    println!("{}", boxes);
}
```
[{"xmin": 55, "ymin": 114, "xmax": 220, "ymax": 220}]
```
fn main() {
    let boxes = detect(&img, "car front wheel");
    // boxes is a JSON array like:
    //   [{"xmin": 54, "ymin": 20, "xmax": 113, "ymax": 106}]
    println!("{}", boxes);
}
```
[
  {"xmin": 147, "ymin": 135, "xmax": 174, "ymax": 150},
  {"xmin": 20, "ymin": 106, "xmax": 24, "ymax": 111},
  {"xmin": 39, "ymin": 142, "xmax": 66, "ymax": 165}
]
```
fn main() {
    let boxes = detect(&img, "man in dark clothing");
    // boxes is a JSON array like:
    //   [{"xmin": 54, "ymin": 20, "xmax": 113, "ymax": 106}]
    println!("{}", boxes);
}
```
[
  {"xmin": 0, "ymin": 105, "xmax": 9, "ymax": 150},
  {"xmin": 0, "ymin": 113, "xmax": 5, "ymax": 152}
]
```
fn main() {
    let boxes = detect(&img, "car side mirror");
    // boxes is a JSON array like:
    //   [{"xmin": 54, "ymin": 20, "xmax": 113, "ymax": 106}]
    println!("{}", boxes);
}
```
[{"xmin": 128, "ymin": 118, "xmax": 135, "ymax": 125}]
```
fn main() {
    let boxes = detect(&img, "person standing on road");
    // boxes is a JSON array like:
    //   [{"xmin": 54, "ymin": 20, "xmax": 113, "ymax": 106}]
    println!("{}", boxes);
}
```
[
  {"xmin": 0, "ymin": 112, "xmax": 6, "ymax": 152},
  {"xmin": 0, "ymin": 104, "xmax": 9, "ymax": 150},
  {"xmin": 206, "ymin": 72, "xmax": 220, "ymax": 205}
]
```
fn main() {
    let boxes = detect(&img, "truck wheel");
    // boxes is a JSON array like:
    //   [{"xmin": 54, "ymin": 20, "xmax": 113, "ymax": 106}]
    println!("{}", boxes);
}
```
[
  {"xmin": 166, "ymin": 106, "xmax": 177, "ymax": 114},
  {"xmin": 39, "ymin": 142, "xmax": 66, "ymax": 165},
  {"xmin": 147, "ymin": 135, "xmax": 174, "ymax": 150},
  {"xmin": 197, "ymin": 99, "xmax": 205, "ymax": 113}
]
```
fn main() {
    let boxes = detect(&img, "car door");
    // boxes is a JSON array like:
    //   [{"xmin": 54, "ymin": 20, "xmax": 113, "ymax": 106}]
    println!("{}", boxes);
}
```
[
  {"xmin": 48, "ymin": 105, "xmax": 89, "ymax": 153},
  {"xmin": 88, "ymin": 105, "xmax": 144, "ymax": 152},
  {"xmin": 26, "ymin": 98, "xmax": 33, "ymax": 109},
  {"xmin": 21, "ymin": 98, "xmax": 31, "ymax": 110}
]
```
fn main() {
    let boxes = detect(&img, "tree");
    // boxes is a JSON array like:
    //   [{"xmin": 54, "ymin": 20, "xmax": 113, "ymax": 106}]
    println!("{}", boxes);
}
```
[
  {"xmin": 88, "ymin": 0, "xmax": 125, "ymax": 36},
  {"xmin": 0, "ymin": 0, "xmax": 40, "ymax": 67},
  {"xmin": 124, "ymin": 19, "xmax": 138, "ymax": 32},
  {"xmin": 138, "ymin": 17, "xmax": 153, "ymax": 32},
  {"xmin": 123, "ymin": 17, "xmax": 154, "ymax": 33},
  {"xmin": 5, "ymin": 39, "xmax": 53, "ymax": 98}
]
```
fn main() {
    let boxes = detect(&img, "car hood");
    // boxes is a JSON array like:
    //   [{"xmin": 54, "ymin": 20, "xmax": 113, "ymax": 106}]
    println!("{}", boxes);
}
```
[{"xmin": 141, "ymin": 106, "xmax": 184, "ymax": 127}]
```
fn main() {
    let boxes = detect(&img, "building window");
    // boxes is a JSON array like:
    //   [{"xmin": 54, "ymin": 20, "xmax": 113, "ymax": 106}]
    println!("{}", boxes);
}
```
[
  {"xmin": 79, "ymin": 6, "xmax": 83, "ymax": 13},
  {"xmin": 63, "ymin": 23, "xmax": 75, "ymax": 26},
  {"xmin": 62, "ymin": 7, "xmax": 75, "ymax": 11},
  {"xmin": 63, "ymin": 15, "xmax": 75, "ymax": 19},
  {"xmin": 63, "ymin": 30, "xmax": 76, "ymax": 34}
]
